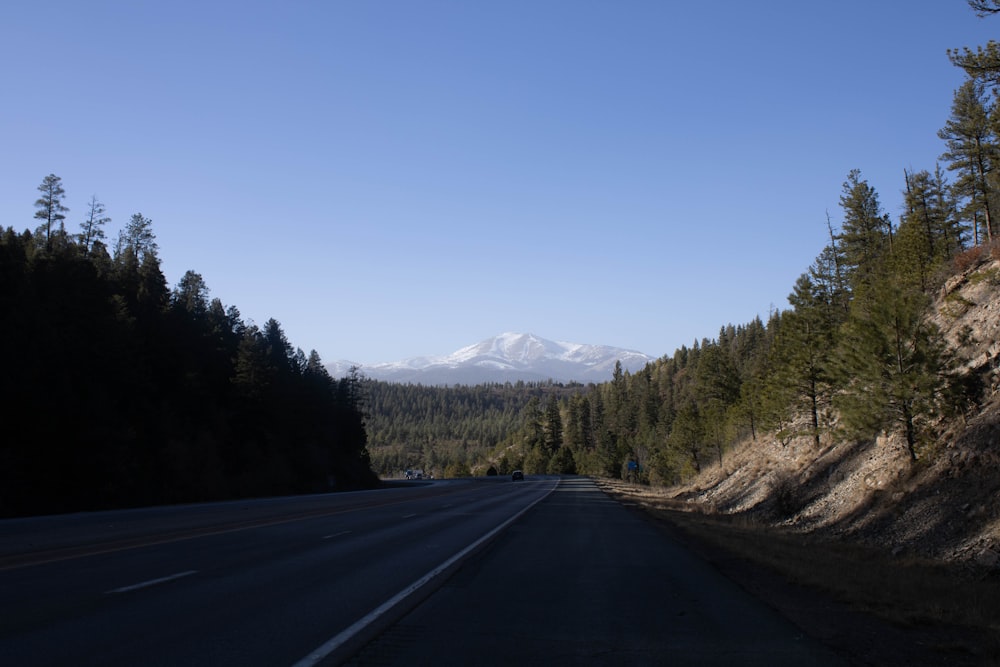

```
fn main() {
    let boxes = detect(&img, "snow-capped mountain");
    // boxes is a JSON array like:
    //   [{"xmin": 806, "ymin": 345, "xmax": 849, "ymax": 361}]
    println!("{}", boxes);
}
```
[{"xmin": 327, "ymin": 333, "xmax": 655, "ymax": 385}]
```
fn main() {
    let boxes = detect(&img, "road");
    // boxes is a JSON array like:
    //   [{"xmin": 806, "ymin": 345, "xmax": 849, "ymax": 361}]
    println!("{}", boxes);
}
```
[
  {"xmin": 346, "ymin": 477, "xmax": 847, "ymax": 666},
  {"xmin": 1, "ymin": 476, "xmax": 848, "ymax": 666},
  {"xmin": 0, "ymin": 477, "xmax": 554, "ymax": 666}
]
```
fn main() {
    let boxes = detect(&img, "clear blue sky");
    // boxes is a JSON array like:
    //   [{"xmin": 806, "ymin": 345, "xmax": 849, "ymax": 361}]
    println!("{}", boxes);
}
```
[{"xmin": 1, "ymin": 2, "xmax": 995, "ymax": 365}]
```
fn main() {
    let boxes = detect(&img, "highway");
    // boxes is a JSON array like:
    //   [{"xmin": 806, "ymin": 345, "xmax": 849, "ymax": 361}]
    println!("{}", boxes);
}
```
[
  {"xmin": 346, "ymin": 477, "xmax": 847, "ymax": 666},
  {"xmin": 1, "ymin": 476, "xmax": 848, "ymax": 666},
  {"xmin": 0, "ymin": 477, "xmax": 555, "ymax": 666}
]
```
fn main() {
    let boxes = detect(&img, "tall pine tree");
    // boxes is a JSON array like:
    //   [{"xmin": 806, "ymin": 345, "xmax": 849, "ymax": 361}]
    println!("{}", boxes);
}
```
[
  {"xmin": 938, "ymin": 80, "xmax": 997, "ymax": 245},
  {"xmin": 33, "ymin": 174, "xmax": 68, "ymax": 250}
]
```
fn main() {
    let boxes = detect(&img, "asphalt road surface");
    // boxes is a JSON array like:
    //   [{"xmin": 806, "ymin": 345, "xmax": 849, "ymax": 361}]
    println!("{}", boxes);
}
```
[
  {"xmin": 345, "ymin": 477, "xmax": 848, "ymax": 666},
  {"xmin": 2, "ymin": 476, "xmax": 849, "ymax": 666},
  {"xmin": 0, "ymin": 478, "xmax": 554, "ymax": 666}
]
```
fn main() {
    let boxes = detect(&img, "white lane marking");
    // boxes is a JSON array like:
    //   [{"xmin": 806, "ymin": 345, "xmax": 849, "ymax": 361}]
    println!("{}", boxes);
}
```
[
  {"xmin": 400, "ymin": 513, "xmax": 418, "ymax": 519},
  {"xmin": 106, "ymin": 570, "xmax": 198, "ymax": 594},
  {"xmin": 292, "ymin": 481, "xmax": 558, "ymax": 667},
  {"xmin": 323, "ymin": 531, "xmax": 352, "ymax": 539}
]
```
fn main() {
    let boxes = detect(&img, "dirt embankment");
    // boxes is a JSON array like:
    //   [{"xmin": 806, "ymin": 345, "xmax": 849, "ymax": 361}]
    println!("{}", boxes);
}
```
[
  {"xmin": 601, "ymin": 253, "xmax": 1000, "ymax": 664},
  {"xmin": 672, "ymin": 253, "xmax": 1000, "ymax": 568}
]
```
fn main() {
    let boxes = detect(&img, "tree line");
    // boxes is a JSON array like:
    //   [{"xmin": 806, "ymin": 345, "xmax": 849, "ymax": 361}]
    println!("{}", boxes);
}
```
[
  {"xmin": 363, "ymin": 380, "xmax": 587, "ymax": 478},
  {"xmin": 482, "ymin": 4, "xmax": 1000, "ymax": 482},
  {"xmin": 7, "ymin": 3, "xmax": 999, "ymax": 509},
  {"xmin": 1, "ymin": 178, "xmax": 377, "ymax": 517},
  {"xmin": 375, "ymin": 3, "xmax": 1000, "ymax": 483}
]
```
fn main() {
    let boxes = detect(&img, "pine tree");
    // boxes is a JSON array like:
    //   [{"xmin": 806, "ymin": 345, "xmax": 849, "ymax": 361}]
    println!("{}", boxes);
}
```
[
  {"xmin": 669, "ymin": 401, "xmax": 705, "ymax": 473},
  {"xmin": 33, "ymin": 174, "xmax": 68, "ymax": 250},
  {"xmin": 79, "ymin": 195, "xmax": 110, "ymax": 254},
  {"xmin": 233, "ymin": 326, "xmax": 269, "ymax": 402},
  {"xmin": 263, "ymin": 318, "xmax": 295, "ymax": 377},
  {"xmin": 137, "ymin": 252, "xmax": 169, "ymax": 314},
  {"xmin": 543, "ymin": 397, "xmax": 563, "ymax": 453},
  {"xmin": 938, "ymin": 80, "xmax": 997, "ymax": 245},
  {"xmin": 967, "ymin": 1, "xmax": 1000, "ymax": 17},
  {"xmin": 897, "ymin": 168, "xmax": 964, "ymax": 290},
  {"xmin": 118, "ymin": 212, "xmax": 159, "ymax": 261},
  {"xmin": 947, "ymin": 2, "xmax": 1000, "ymax": 85},
  {"xmin": 548, "ymin": 444, "xmax": 576, "ymax": 474},
  {"xmin": 834, "ymin": 277, "xmax": 955, "ymax": 461},
  {"xmin": 949, "ymin": 41, "xmax": 1000, "ymax": 90},
  {"xmin": 172, "ymin": 270, "xmax": 210, "ymax": 315},
  {"xmin": 523, "ymin": 396, "xmax": 544, "ymax": 450},
  {"xmin": 837, "ymin": 170, "xmax": 892, "ymax": 290},
  {"xmin": 771, "ymin": 274, "xmax": 838, "ymax": 446}
]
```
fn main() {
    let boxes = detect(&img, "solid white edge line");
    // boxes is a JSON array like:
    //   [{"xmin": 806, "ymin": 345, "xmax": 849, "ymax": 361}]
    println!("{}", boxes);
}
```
[
  {"xmin": 106, "ymin": 570, "xmax": 198, "ymax": 594},
  {"xmin": 291, "ymin": 480, "xmax": 558, "ymax": 667}
]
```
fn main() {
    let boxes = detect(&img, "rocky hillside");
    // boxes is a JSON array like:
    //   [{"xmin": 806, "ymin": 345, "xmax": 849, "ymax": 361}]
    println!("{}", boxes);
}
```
[{"xmin": 669, "ymin": 248, "xmax": 1000, "ymax": 570}]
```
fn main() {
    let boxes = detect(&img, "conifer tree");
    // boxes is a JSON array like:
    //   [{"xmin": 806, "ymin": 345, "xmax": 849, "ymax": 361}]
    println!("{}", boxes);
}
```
[
  {"xmin": 548, "ymin": 444, "xmax": 576, "ymax": 474},
  {"xmin": 968, "ymin": 0, "xmax": 1000, "ymax": 16},
  {"xmin": 898, "ymin": 168, "xmax": 964, "ymax": 290},
  {"xmin": 837, "ymin": 170, "xmax": 893, "ymax": 290},
  {"xmin": 834, "ymin": 277, "xmax": 955, "ymax": 461},
  {"xmin": 172, "ymin": 270, "xmax": 210, "ymax": 315},
  {"xmin": 233, "ymin": 326, "xmax": 269, "ymax": 401},
  {"xmin": 305, "ymin": 349, "xmax": 330, "ymax": 382},
  {"xmin": 118, "ymin": 212, "xmax": 159, "ymax": 261},
  {"xmin": 821, "ymin": 212, "xmax": 851, "ymax": 315},
  {"xmin": 543, "ymin": 397, "xmax": 563, "ymax": 453},
  {"xmin": 771, "ymin": 274, "xmax": 838, "ymax": 446},
  {"xmin": 669, "ymin": 402, "xmax": 705, "ymax": 473},
  {"xmin": 79, "ymin": 195, "xmax": 110, "ymax": 254},
  {"xmin": 938, "ymin": 80, "xmax": 997, "ymax": 245},
  {"xmin": 137, "ymin": 251, "xmax": 169, "ymax": 313},
  {"xmin": 563, "ymin": 394, "xmax": 584, "ymax": 452},
  {"xmin": 33, "ymin": 174, "xmax": 68, "ymax": 250},
  {"xmin": 263, "ymin": 318, "xmax": 295, "ymax": 378},
  {"xmin": 518, "ymin": 396, "xmax": 540, "ymax": 449}
]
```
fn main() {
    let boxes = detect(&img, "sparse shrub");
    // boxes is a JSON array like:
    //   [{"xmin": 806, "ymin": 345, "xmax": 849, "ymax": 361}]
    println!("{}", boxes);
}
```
[
  {"xmin": 943, "ymin": 291, "xmax": 975, "ymax": 318},
  {"xmin": 954, "ymin": 245, "xmax": 984, "ymax": 272},
  {"xmin": 968, "ymin": 267, "xmax": 1000, "ymax": 285},
  {"xmin": 768, "ymin": 471, "xmax": 802, "ymax": 518}
]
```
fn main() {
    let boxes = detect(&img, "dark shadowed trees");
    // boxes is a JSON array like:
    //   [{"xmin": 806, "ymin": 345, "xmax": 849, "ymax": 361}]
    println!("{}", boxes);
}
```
[
  {"xmin": 1, "ymin": 180, "xmax": 377, "ymax": 516},
  {"xmin": 172, "ymin": 270, "xmax": 210, "ymax": 316}
]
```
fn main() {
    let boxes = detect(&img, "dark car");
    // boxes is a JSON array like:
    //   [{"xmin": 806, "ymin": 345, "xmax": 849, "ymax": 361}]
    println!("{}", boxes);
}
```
[{"xmin": 511, "ymin": 470, "xmax": 524, "ymax": 481}]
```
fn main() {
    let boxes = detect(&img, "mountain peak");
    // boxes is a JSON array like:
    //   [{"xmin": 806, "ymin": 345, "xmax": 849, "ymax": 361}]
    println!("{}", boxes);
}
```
[{"xmin": 328, "ymin": 333, "xmax": 654, "ymax": 385}]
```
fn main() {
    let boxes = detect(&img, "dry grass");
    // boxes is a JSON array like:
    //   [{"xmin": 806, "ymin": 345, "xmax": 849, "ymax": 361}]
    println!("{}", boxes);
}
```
[{"xmin": 597, "ymin": 478, "xmax": 1000, "ymax": 660}]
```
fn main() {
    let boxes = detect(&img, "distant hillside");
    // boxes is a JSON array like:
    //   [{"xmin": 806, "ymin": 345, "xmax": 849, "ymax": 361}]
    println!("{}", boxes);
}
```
[
  {"xmin": 362, "ymin": 380, "xmax": 586, "ymax": 478},
  {"xmin": 328, "ymin": 332, "xmax": 654, "ymax": 385}
]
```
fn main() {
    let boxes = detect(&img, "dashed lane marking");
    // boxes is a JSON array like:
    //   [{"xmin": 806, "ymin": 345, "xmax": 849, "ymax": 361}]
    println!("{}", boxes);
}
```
[{"xmin": 106, "ymin": 570, "xmax": 198, "ymax": 595}]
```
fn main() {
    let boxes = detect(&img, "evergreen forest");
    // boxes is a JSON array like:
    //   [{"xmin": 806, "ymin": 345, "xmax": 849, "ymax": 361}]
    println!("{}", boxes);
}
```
[
  {"xmin": 366, "ymin": 4, "xmax": 1000, "ymax": 483},
  {"xmin": 363, "ymin": 380, "xmax": 589, "ymax": 478},
  {"xmin": 6, "ymin": 1, "xmax": 1000, "ymax": 516},
  {"xmin": 1, "ymin": 189, "xmax": 377, "ymax": 517}
]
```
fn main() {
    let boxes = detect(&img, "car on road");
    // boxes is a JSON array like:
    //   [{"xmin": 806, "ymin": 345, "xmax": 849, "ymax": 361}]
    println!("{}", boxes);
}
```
[{"xmin": 511, "ymin": 470, "xmax": 524, "ymax": 481}]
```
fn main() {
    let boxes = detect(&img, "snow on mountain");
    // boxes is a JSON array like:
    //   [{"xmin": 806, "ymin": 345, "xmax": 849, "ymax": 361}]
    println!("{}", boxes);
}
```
[{"xmin": 326, "ymin": 333, "xmax": 655, "ymax": 385}]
